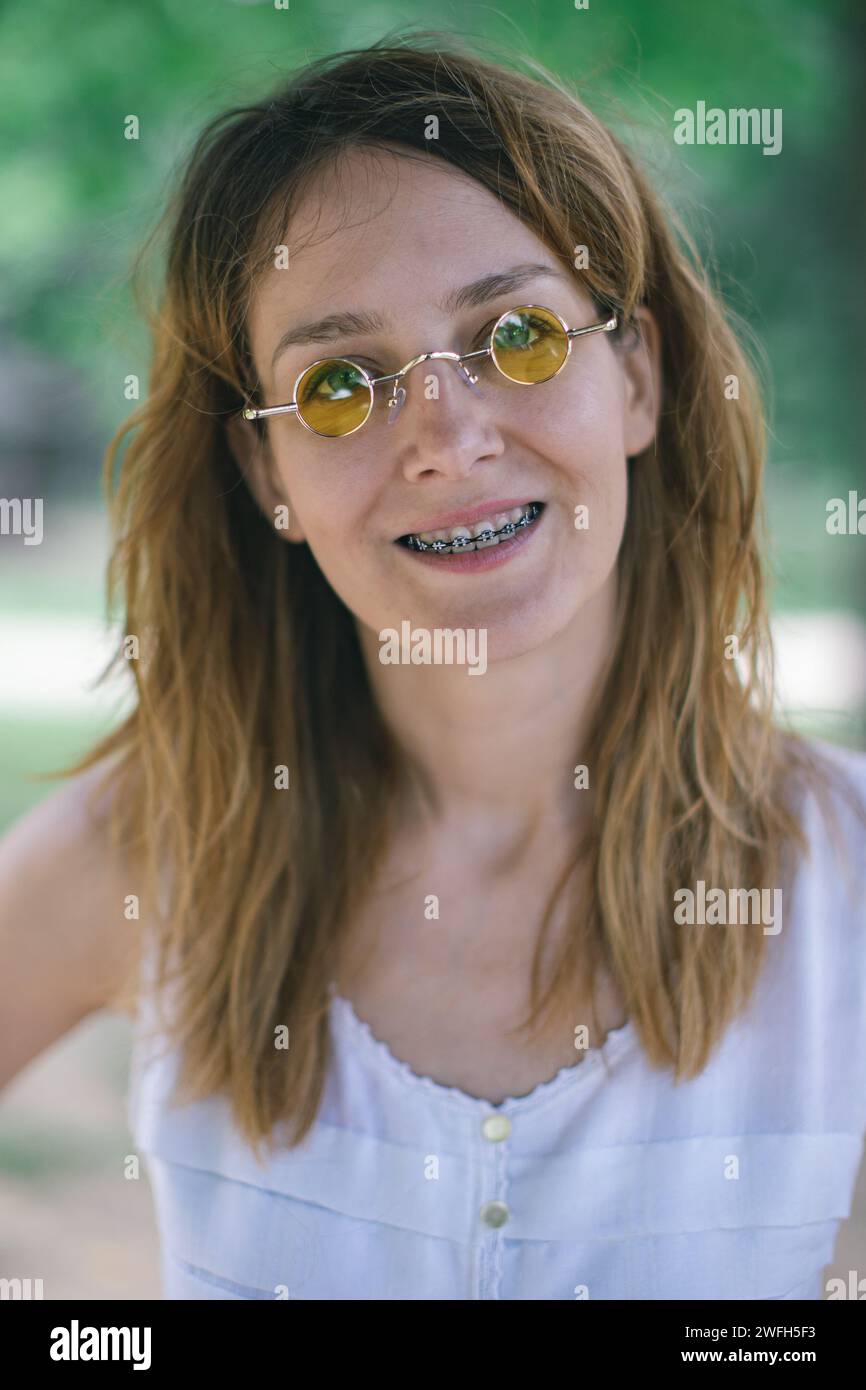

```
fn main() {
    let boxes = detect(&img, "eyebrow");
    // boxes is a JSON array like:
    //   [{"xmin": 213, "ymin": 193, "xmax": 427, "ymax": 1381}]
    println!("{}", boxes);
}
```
[{"xmin": 269, "ymin": 261, "xmax": 570, "ymax": 372}]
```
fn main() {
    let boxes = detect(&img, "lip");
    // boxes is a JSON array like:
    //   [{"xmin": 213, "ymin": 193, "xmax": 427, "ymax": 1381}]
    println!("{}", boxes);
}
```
[
  {"xmin": 396, "ymin": 502, "xmax": 546, "ymax": 572},
  {"xmin": 394, "ymin": 496, "xmax": 539, "ymax": 540}
]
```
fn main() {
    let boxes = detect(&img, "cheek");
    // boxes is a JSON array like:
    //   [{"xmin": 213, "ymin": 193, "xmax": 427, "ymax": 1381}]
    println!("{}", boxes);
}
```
[
  {"xmin": 545, "ymin": 360, "xmax": 626, "ymax": 458},
  {"xmin": 271, "ymin": 441, "xmax": 373, "ymax": 543},
  {"xmin": 269, "ymin": 443, "xmax": 398, "ymax": 624},
  {"xmin": 514, "ymin": 368, "xmax": 629, "ymax": 536}
]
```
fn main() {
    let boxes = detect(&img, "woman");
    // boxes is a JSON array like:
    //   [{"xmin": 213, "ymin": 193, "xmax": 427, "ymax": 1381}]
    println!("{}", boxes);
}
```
[{"xmin": 2, "ymin": 32, "xmax": 865, "ymax": 1301}]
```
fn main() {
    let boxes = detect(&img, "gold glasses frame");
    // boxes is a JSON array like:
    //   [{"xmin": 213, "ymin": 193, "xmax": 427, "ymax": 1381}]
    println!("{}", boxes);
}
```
[{"xmin": 239, "ymin": 303, "xmax": 618, "ymax": 438}]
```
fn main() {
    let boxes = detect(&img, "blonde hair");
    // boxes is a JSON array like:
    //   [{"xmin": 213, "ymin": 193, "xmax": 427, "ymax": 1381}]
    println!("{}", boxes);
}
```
[{"xmin": 58, "ymin": 30, "xmax": 858, "ymax": 1156}]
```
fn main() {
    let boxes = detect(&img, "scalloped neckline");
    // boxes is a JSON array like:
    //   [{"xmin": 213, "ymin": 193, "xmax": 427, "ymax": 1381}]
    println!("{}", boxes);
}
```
[{"xmin": 328, "ymin": 986, "xmax": 637, "ymax": 1115}]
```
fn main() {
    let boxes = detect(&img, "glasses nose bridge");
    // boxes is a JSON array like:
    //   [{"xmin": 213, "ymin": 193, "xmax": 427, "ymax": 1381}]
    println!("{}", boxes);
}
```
[
  {"xmin": 399, "ymin": 348, "xmax": 462, "ymax": 380},
  {"xmin": 387, "ymin": 348, "xmax": 479, "ymax": 413}
]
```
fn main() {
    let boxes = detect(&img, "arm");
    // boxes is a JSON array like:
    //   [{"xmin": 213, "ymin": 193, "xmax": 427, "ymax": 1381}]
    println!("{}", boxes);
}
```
[{"xmin": 0, "ymin": 765, "xmax": 140, "ymax": 1093}]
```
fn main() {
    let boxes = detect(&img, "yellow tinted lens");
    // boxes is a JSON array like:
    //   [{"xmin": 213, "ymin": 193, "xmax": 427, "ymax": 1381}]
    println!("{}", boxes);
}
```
[
  {"xmin": 296, "ymin": 359, "xmax": 373, "ymax": 436},
  {"xmin": 490, "ymin": 307, "xmax": 569, "ymax": 384}
]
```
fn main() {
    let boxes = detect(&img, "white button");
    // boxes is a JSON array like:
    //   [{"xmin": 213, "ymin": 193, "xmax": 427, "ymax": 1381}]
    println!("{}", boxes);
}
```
[
  {"xmin": 481, "ymin": 1114, "xmax": 511, "ymax": 1142},
  {"xmin": 480, "ymin": 1200, "xmax": 509, "ymax": 1228}
]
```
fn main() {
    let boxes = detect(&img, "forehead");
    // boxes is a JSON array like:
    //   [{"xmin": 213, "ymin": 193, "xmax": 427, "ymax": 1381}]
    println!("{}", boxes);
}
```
[{"xmin": 246, "ymin": 146, "xmax": 589, "ymax": 381}]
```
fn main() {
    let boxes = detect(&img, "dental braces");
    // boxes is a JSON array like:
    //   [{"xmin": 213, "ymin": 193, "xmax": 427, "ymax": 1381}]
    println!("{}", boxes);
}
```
[{"xmin": 405, "ymin": 502, "xmax": 542, "ymax": 552}]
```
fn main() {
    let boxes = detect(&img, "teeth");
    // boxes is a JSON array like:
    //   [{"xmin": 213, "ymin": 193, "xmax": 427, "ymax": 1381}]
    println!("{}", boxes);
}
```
[
  {"xmin": 471, "ymin": 518, "xmax": 498, "ymax": 550},
  {"xmin": 448, "ymin": 526, "xmax": 475, "ymax": 551},
  {"xmin": 413, "ymin": 503, "xmax": 537, "ymax": 551}
]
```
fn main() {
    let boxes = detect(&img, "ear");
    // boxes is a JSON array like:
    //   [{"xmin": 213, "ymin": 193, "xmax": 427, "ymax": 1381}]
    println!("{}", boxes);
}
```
[
  {"xmin": 224, "ymin": 414, "xmax": 307, "ymax": 543},
  {"xmin": 619, "ymin": 306, "xmax": 662, "ymax": 460}
]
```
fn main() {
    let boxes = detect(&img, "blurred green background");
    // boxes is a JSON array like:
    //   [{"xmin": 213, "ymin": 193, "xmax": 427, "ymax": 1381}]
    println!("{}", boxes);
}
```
[{"xmin": 1, "ymin": 0, "xmax": 865, "ymax": 834}]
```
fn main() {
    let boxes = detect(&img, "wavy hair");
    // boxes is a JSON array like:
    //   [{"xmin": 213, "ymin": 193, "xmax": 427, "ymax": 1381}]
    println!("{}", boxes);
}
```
[{"xmin": 59, "ymin": 29, "xmax": 855, "ymax": 1155}]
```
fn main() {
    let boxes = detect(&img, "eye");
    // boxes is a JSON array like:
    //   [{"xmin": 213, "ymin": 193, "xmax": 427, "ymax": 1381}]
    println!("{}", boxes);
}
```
[
  {"xmin": 341, "ymin": 356, "xmax": 379, "ymax": 376},
  {"xmin": 302, "ymin": 360, "xmax": 370, "ymax": 400},
  {"xmin": 492, "ymin": 310, "xmax": 545, "ymax": 352}
]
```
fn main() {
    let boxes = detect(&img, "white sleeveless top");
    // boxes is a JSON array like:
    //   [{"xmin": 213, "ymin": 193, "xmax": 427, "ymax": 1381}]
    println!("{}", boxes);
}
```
[{"xmin": 127, "ymin": 741, "xmax": 866, "ymax": 1300}]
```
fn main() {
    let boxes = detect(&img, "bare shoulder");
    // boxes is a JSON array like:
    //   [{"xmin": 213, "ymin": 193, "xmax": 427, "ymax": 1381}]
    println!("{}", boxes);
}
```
[{"xmin": 0, "ymin": 760, "xmax": 144, "ymax": 1090}]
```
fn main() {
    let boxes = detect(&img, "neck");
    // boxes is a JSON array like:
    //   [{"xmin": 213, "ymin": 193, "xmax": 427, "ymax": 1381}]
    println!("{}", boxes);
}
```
[{"xmin": 356, "ymin": 575, "xmax": 618, "ymax": 858}]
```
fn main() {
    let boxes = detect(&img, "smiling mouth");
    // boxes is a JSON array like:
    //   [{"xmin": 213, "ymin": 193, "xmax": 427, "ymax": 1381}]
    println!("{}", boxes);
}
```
[{"xmin": 396, "ymin": 501, "xmax": 545, "ymax": 554}]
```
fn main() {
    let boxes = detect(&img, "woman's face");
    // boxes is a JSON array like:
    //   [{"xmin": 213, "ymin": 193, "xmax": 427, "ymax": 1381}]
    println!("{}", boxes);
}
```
[{"xmin": 238, "ymin": 146, "xmax": 660, "ymax": 660}]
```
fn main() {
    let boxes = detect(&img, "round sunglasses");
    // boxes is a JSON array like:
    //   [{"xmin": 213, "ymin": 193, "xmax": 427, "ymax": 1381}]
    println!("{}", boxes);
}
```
[{"xmin": 240, "ymin": 303, "xmax": 618, "ymax": 439}]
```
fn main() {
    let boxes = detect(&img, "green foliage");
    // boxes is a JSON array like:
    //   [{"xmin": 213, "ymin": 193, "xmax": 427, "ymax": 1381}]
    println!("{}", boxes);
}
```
[{"xmin": 0, "ymin": 0, "xmax": 861, "ymax": 591}]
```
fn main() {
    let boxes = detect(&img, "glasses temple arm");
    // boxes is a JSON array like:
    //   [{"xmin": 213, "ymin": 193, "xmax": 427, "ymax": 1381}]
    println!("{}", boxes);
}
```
[
  {"xmin": 242, "ymin": 402, "xmax": 299, "ymax": 421},
  {"xmin": 567, "ymin": 315, "xmax": 618, "ymax": 340}
]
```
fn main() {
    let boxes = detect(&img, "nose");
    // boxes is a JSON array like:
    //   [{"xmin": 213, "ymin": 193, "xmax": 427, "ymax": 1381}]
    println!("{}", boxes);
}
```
[{"xmin": 392, "ymin": 357, "xmax": 504, "ymax": 480}]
